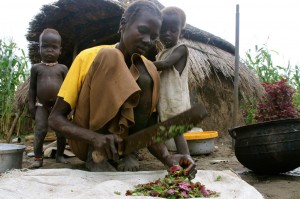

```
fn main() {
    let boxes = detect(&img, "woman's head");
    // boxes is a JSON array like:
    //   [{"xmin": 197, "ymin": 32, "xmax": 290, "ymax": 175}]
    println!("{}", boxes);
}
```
[
  {"xmin": 121, "ymin": 0, "xmax": 162, "ymax": 26},
  {"xmin": 118, "ymin": 0, "xmax": 162, "ymax": 58}
]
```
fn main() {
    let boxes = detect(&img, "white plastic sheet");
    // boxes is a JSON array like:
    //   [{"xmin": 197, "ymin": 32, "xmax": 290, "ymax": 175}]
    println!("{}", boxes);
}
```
[{"xmin": 0, "ymin": 169, "xmax": 264, "ymax": 199}]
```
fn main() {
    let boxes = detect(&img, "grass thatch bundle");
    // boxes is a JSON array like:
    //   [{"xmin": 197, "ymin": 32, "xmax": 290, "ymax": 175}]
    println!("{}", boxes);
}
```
[{"xmin": 14, "ymin": 78, "xmax": 30, "ymax": 113}]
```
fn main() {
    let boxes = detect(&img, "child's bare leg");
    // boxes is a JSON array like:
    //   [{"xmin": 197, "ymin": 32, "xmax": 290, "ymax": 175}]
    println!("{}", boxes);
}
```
[
  {"xmin": 55, "ymin": 132, "xmax": 68, "ymax": 163},
  {"xmin": 29, "ymin": 106, "xmax": 48, "ymax": 168}
]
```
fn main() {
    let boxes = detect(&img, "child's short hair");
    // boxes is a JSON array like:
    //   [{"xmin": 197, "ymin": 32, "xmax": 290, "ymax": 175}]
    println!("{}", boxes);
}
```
[
  {"xmin": 122, "ymin": 0, "xmax": 162, "ymax": 25},
  {"xmin": 161, "ymin": 6, "xmax": 186, "ymax": 29},
  {"xmin": 39, "ymin": 28, "xmax": 61, "ymax": 43}
]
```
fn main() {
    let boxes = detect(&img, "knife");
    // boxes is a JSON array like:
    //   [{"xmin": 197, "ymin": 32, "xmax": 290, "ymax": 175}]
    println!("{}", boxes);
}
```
[{"xmin": 92, "ymin": 103, "xmax": 208, "ymax": 163}]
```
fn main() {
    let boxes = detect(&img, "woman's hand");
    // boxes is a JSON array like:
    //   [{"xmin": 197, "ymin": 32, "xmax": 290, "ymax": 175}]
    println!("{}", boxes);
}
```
[
  {"xmin": 92, "ymin": 134, "xmax": 123, "ymax": 162},
  {"xmin": 165, "ymin": 154, "xmax": 197, "ymax": 179}
]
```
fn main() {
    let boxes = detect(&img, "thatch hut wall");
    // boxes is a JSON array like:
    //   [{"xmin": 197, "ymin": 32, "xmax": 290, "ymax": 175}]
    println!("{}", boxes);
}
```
[
  {"xmin": 181, "ymin": 38, "xmax": 263, "ymax": 138},
  {"xmin": 20, "ymin": 0, "xmax": 263, "ymax": 138}
]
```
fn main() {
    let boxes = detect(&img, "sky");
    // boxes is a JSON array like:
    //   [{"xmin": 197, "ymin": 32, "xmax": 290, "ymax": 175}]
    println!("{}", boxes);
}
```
[{"xmin": 1, "ymin": 0, "xmax": 300, "ymax": 67}]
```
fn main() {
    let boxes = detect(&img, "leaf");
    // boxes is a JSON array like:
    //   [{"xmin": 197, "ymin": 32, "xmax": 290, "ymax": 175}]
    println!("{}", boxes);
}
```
[
  {"xmin": 215, "ymin": 176, "xmax": 222, "ymax": 181},
  {"xmin": 114, "ymin": 191, "xmax": 121, "ymax": 195}
]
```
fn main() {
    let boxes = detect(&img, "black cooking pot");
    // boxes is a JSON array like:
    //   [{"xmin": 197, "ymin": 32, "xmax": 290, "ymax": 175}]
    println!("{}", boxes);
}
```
[{"xmin": 229, "ymin": 118, "xmax": 300, "ymax": 174}]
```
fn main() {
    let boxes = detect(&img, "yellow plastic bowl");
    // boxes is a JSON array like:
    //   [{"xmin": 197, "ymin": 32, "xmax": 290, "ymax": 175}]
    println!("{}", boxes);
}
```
[
  {"xmin": 183, "ymin": 131, "xmax": 218, "ymax": 155},
  {"xmin": 184, "ymin": 131, "xmax": 218, "ymax": 140}
]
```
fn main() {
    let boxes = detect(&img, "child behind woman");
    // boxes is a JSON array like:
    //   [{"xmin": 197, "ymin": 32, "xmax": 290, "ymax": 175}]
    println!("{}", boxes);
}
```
[{"xmin": 154, "ymin": 6, "xmax": 191, "ymax": 155}]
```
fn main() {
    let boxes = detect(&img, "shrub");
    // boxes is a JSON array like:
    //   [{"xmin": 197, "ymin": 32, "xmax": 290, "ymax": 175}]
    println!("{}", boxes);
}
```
[{"xmin": 255, "ymin": 79, "xmax": 300, "ymax": 122}]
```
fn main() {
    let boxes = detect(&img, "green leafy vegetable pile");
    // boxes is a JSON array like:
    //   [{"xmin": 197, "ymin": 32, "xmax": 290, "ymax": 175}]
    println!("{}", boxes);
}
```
[
  {"xmin": 155, "ymin": 124, "xmax": 194, "ymax": 143},
  {"xmin": 125, "ymin": 165, "xmax": 219, "ymax": 198}
]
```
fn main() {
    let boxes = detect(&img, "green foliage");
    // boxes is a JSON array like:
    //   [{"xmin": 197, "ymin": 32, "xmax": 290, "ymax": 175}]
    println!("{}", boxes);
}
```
[
  {"xmin": 241, "ymin": 43, "xmax": 300, "ymax": 124},
  {"xmin": 0, "ymin": 39, "xmax": 29, "ymax": 135},
  {"xmin": 290, "ymin": 65, "xmax": 300, "ymax": 109},
  {"xmin": 240, "ymin": 95, "xmax": 257, "ymax": 125},
  {"xmin": 244, "ymin": 44, "xmax": 281, "ymax": 83}
]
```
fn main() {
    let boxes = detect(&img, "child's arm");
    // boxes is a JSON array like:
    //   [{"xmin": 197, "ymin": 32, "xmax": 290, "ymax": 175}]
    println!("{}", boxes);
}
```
[
  {"xmin": 28, "ymin": 65, "xmax": 38, "ymax": 119},
  {"xmin": 154, "ymin": 45, "xmax": 188, "ymax": 75},
  {"xmin": 61, "ymin": 65, "xmax": 68, "ymax": 79}
]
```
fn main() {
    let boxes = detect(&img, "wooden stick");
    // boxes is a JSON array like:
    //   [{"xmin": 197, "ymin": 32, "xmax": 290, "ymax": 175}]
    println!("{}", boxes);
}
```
[
  {"xmin": 43, "ymin": 140, "xmax": 57, "ymax": 151},
  {"xmin": 6, "ymin": 112, "xmax": 21, "ymax": 143}
]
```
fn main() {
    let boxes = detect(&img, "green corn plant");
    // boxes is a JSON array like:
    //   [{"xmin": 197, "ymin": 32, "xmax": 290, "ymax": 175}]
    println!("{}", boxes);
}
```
[
  {"xmin": 291, "ymin": 65, "xmax": 300, "ymax": 109},
  {"xmin": 0, "ymin": 39, "xmax": 29, "ymax": 137},
  {"xmin": 244, "ymin": 44, "xmax": 284, "ymax": 83}
]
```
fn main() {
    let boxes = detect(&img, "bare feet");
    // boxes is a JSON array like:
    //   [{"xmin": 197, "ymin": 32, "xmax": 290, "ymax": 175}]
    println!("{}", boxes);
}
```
[
  {"xmin": 117, "ymin": 153, "xmax": 139, "ymax": 171},
  {"xmin": 56, "ymin": 155, "xmax": 68, "ymax": 164},
  {"xmin": 85, "ymin": 160, "xmax": 117, "ymax": 172},
  {"xmin": 29, "ymin": 159, "xmax": 43, "ymax": 169}
]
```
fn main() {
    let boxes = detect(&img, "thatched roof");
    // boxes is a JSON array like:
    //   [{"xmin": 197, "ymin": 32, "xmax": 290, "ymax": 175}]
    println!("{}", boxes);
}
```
[
  {"xmin": 26, "ymin": 0, "xmax": 235, "ymax": 67},
  {"xmin": 23, "ymin": 0, "xmax": 263, "ymax": 133},
  {"xmin": 184, "ymin": 38, "xmax": 261, "ymax": 97},
  {"xmin": 26, "ymin": 0, "xmax": 124, "ymax": 67}
]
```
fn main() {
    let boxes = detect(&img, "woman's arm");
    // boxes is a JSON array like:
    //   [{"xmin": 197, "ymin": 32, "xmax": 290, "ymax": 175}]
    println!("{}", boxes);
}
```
[
  {"xmin": 146, "ymin": 112, "xmax": 196, "ymax": 177},
  {"xmin": 147, "ymin": 143, "xmax": 196, "ymax": 177},
  {"xmin": 48, "ymin": 97, "xmax": 122, "ymax": 161}
]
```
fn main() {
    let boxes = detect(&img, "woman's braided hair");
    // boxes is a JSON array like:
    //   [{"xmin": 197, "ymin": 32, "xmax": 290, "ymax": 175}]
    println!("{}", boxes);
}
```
[{"xmin": 122, "ymin": 0, "xmax": 162, "ymax": 25}]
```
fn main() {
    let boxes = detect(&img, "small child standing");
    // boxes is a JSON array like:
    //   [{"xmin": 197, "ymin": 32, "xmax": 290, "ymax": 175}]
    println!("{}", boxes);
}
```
[
  {"xmin": 154, "ymin": 7, "xmax": 191, "ymax": 155},
  {"xmin": 28, "ymin": 28, "xmax": 68, "ymax": 168}
]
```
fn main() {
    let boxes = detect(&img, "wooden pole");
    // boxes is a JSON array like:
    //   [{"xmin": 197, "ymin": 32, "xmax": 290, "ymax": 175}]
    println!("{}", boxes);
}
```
[
  {"xmin": 6, "ymin": 112, "xmax": 21, "ymax": 143},
  {"xmin": 232, "ymin": 4, "xmax": 240, "ymax": 148}
]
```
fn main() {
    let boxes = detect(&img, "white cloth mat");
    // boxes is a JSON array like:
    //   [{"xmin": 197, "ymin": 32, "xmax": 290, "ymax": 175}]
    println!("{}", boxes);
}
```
[{"xmin": 0, "ymin": 169, "xmax": 264, "ymax": 199}]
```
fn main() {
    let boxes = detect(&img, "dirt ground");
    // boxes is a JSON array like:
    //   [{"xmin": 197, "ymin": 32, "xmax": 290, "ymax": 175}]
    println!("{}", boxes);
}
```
[{"xmin": 16, "ymin": 134, "xmax": 300, "ymax": 199}]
